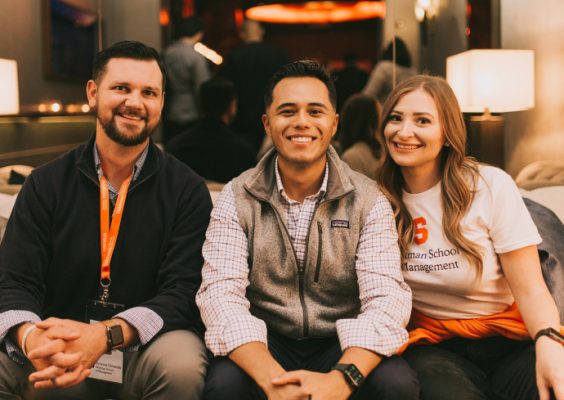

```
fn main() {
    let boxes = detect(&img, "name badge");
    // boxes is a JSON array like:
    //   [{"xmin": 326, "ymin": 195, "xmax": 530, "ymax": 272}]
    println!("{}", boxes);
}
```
[
  {"xmin": 90, "ymin": 350, "xmax": 124, "ymax": 384},
  {"xmin": 86, "ymin": 299, "xmax": 125, "ymax": 322}
]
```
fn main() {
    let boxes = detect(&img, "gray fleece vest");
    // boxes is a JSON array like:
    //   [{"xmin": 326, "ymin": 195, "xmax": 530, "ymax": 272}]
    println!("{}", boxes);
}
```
[{"xmin": 231, "ymin": 146, "xmax": 386, "ymax": 339}]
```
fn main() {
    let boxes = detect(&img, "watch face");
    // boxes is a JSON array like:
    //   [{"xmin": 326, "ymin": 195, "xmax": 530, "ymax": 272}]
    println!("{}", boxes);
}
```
[
  {"xmin": 109, "ymin": 325, "xmax": 124, "ymax": 347},
  {"xmin": 333, "ymin": 364, "xmax": 365, "ymax": 388},
  {"xmin": 344, "ymin": 364, "xmax": 364, "ymax": 387}
]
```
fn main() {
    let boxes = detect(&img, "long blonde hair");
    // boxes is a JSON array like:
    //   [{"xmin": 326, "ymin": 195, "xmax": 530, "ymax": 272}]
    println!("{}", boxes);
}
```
[{"xmin": 376, "ymin": 75, "xmax": 484, "ymax": 276}]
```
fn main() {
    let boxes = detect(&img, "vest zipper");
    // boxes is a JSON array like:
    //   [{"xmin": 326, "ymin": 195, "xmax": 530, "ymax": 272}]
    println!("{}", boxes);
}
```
[
  {"xmin": 314, "ymin": 222, "xmax": 323, "ymax": 283},
  {"xmin": 297, "ymin": 265, "xmax": 309, "ymax": 337},
  {"xmin": 266, "ymin": 202, "xmax": 314, "ymax": 338},
  {"xmin": 299, "ymin": 202, "xmax": 323, "ymax": 337}
]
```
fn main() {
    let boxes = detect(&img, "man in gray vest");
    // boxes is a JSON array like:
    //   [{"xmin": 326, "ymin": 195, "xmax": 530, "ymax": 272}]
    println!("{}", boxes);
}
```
[{"xmin": 197, "ymin": 60, "xmax": 419, "ymax": 400}]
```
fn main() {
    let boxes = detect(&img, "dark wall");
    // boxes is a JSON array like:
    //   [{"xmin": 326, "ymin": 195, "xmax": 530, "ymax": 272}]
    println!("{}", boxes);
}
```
[
  {"xmin": 0, "ymin": 0, "xmax": 87, "ymax": 108},
  {"xmin": 0, "ymin": 0, "xmax": 161, "ymax": 110},
  {"xmin": 265, "ymin": 20, "xmax": 382, "ymax": 64}
]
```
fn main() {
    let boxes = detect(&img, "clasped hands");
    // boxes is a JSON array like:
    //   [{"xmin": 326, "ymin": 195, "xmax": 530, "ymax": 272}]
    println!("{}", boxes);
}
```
[
  {"xmin": 22, "ymin": 318, "xmax": 107, "ymax": 390},
  {"xmin": 265, "ymin": 369, "xmax": 353, "ymax": 400}
]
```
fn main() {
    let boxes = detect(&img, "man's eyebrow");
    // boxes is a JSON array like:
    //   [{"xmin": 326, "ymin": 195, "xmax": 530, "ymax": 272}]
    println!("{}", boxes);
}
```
[
  {"xmin": 108, "ymin": 81, "xmax": 131, "ymax": 86},
  {"xmin": 274, "ymin": 102, "xmax": 329, "ymax": 111},
  {"xmin": 108, "ymin": 81, "xmax": 161, "ymax": 92},
  {"xmin": 308, "ymin": 102, "xmax": 329, "ymax": 109},
  {"xmin": 274, "ymin": 102, "xmax": 297, "ymax": 111},
  {"xmin": 143, "ymin": 85, "xmax": 161, "ymax": 92}
]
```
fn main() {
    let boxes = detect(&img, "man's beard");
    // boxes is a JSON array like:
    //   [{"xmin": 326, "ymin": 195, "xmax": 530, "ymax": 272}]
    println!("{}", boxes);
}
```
[{"xmin": 99, "ymin": 107, "xmax": 156, "ymax": 147}]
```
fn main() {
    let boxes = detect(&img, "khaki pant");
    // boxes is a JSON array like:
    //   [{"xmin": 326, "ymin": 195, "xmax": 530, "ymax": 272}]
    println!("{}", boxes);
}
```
[{"xmin": 0, "ymin": 330, "xmax": 207, "ymax": 400}]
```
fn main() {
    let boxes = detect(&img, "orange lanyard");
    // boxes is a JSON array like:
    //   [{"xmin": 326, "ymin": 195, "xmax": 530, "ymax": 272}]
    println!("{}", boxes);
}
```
[{"xmin": 99, "ymin": 175, "xmax": 131, "ymax": 301}]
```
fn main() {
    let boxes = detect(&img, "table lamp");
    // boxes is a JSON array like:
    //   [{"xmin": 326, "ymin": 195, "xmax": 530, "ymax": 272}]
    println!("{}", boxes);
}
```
[
  {"xmin": 0, "ymin": 58, "xmax": 19, "ymax": 115},
  {"xmin": 446, "ymin": 49, "xmax": 534, "ymax": 168}
]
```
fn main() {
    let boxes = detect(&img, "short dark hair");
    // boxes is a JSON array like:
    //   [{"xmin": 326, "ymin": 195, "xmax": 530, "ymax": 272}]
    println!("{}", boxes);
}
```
[
  {"xmin": 92, "ymin": 40, "xmax": 166, "ymax": 88},
  {"xmin": 381, "ymin": 37, "xmax": 412, "ymax": 68},
  {"xmin": 264, "ymin": 60, "xmax": 337, "ymax": 110},
  {"xmin": 178, "ymin": 16, "xmax": 203, "ymax": 38},
  {"xmin": 337, "ymin": 93, "xmax": 381, "ymax": 155},
  {"xmin": 199, "ymin": 77, "xmax": 236, "ymax": 117}
]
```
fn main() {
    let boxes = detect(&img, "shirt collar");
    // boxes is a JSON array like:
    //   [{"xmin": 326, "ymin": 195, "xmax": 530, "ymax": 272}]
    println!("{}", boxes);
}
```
[
  {"xmin": 93, "ymin": 143, "xmax": 149, "ymax": 185},
  {"xmin": 274, "ymin": 156, "xmax": 329, "ymax": 203}
]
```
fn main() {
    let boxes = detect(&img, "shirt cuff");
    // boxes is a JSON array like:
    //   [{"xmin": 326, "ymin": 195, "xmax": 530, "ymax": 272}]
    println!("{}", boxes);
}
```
[
  {"xmin": 336, "ymin": 317, "xmax": 408, "ymax": 357},
  {"xmin": 0, "ymin": 310, "xmax": 41, "ymax": 364},
  {"xmin": 114, "ymin": 306, "xmax": 163, "ymax": 347},
  {"xmin": 205, "ymin": 314, "xmax": 268, "ymax": 356}
]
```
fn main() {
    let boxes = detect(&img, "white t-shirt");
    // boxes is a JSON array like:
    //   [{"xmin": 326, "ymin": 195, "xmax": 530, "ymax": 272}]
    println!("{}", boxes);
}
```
[{"xmin": 402, "ymin": 166, "xmax": 542, "ymax": 319}]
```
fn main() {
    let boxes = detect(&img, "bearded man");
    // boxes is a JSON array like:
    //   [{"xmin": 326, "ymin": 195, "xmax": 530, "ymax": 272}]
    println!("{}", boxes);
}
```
[{"xmin": 0, "ymin": 41, "xmax": 211, "ymax": 400}]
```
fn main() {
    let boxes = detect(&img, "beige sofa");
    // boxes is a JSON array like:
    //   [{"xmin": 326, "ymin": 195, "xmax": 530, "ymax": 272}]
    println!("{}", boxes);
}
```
[
  {"xmin": 517, "ymin": 160, "xmax": 564, "ymax": 224},
  {"xmin": 0, "ymin": 165, "xmax": 33, "ymax": 239}
]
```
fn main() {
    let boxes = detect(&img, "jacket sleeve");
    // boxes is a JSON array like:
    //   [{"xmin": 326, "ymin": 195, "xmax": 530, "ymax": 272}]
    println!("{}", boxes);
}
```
[
  {"xmin": 136, "ymin": 178, "xmax": 212, "ymax": 336},
  {"xmin": 0, "ymin": 173, "xmax": 51, "ymax": 316}
]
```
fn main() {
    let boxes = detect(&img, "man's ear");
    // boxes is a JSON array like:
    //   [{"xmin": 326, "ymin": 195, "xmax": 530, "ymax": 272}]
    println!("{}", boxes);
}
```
[
  {"xmin": 262, "ymin": 114, "xmax": 271, "ymax": 137},
  {"xmin": 331, "ymin": 113, "xmax": 339, "ymax": 138},
  {"xmin": 86, "ymin": 80, "xmax": 98, "ymax": 108}
]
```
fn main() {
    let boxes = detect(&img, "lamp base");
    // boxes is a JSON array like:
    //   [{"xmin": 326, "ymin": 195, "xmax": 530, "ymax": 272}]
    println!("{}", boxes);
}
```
[{"xmin": 467, "ymin": 115, "xmax": 504, "ymax": 169}]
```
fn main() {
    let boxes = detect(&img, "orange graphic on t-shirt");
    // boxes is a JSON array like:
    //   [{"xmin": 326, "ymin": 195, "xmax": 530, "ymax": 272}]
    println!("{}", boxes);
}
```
[{"xmin": 413, "ymin": 217, "xmax": 428, "ymax": 244}]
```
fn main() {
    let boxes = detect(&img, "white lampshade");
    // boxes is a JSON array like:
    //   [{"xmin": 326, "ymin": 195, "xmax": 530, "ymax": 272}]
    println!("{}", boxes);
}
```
[
  {"xmin": 446, "ymin": 49, "xmax": 534, "ymax": 113},
  {"xmin": 0, "ymin": 58, "xmax": 19, "ymax": 115}
]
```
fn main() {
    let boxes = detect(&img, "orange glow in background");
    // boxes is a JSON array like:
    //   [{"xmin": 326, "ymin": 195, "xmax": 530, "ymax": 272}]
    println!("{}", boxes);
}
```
[
  {"xmin": 160, "ymin": 9, "xmax": 170, "ymax": 26},
  {"xmin": 245, "ymin": 1, "xmax": 386, "ymax": 24}
]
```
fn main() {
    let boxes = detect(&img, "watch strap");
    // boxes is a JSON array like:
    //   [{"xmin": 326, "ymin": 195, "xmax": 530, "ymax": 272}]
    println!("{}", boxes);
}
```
[
  {"xmin": 534, "ymin": 327, "xmax": 564, "ymax": 345},
  {"xmin": 331, "ymin": 363, "xmax": 365, "ymax": 389}
]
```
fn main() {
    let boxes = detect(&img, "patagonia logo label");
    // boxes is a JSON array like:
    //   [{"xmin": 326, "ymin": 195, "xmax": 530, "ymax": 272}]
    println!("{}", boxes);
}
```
[{"xmin": 331, "ymin": 220, "xmax": 350, "ymax": 229}]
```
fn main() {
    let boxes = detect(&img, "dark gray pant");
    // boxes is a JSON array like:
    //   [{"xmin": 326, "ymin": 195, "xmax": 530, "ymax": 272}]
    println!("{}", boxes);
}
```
[
  {"xmin": 0, "ymin": 330, "xmax": 208, "ymax": 400},
  {"xmin": 204, "ymin": 332, "xmax": 420, "ymax": 400},
  {"xmin": 402, "ymin": 336, "xmax": 551, "ymax": 400}
]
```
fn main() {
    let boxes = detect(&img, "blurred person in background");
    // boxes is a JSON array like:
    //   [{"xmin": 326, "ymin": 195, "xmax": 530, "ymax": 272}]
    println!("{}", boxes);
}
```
[
  {"xmin": 363, "ymin": 37, "xmax": 416, "ymax": 105},
  {"xmin": 162, "ymin": 16, "xmax": 210, "ymax": 144},
  {"xmin": 166, "ymin": 77, "xmax": 255, "ymax": 184},
  {"xmin": 336, "ymin": 94, "xmax": 381, "ymax": 180},
  {"xmin": 219, "ymin": 19, "xmax": 289, "ymax": 155},
  {"xmin": 334, "ymin": 53, "xmax": 368, "ymax": 113}
]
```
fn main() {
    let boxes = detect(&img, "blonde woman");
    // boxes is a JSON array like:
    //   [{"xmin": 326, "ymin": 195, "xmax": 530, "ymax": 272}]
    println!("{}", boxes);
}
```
[{"xmin": 377, "ymin": 75, "xmax": 563, "ymax": 400}]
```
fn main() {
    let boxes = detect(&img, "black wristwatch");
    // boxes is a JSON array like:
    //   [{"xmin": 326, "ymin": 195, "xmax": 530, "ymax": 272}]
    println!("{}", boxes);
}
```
[
  {"xmin": 331, "ymin": 363, "xmax": 365, "ymax": 389},
  {"xmin": 105, "ymin": 323, "xmax": 124, "ymax": 352},
  {"xmin": 534, "ymin": 327, "xmax": 564, "ymax": 345}
]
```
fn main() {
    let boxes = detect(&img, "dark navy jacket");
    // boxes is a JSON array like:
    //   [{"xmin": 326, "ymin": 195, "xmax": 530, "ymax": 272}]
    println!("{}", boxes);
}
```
[{"xmin": 0, "ymin": 137, "xmax": 212, "ymax": 337}]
